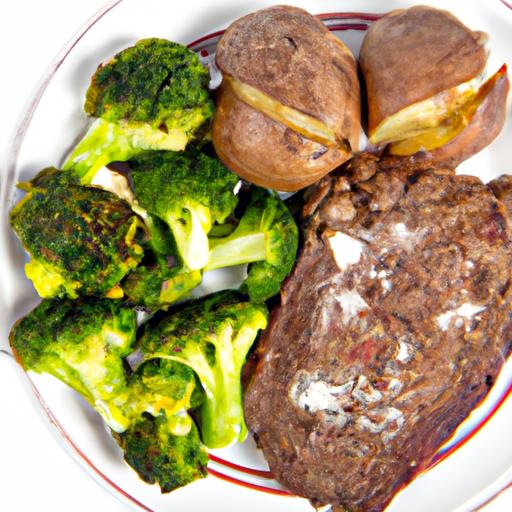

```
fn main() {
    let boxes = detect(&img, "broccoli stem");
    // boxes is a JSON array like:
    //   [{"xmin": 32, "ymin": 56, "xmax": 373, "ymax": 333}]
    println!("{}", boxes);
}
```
[
  {"xmin": 166, "ymin": 207, "xmax": 212, "ymax": 271},
  {"xmin": 205, "ymin": 232, "xmax": 266, "ymax": 271},
  {"xmin": 62, "ymin": 119, "xmax": 189, "ymax": 184},
  {"xmin": 150, "ymin": 314, "xmax": 267, "ymax": 448}
]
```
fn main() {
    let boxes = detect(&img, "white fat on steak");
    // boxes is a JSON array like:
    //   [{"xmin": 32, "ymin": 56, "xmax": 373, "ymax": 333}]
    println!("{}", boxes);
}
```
[
  {"xmin": 289, "ymin": 370, "xmax": 355, "ymax": 415},
  {"xmin": 437, "ymin": 303, "xmax": 486, "ymax": 331},
  {"xmin": 390, "ymin": 222, "xmax": 427, "ymax": 252},
  {"xmin": 335, "ymin": 290, "xmax": 369, "ymax": 324},
  {"xmin": 357, "ymin": 406, "xmax": 405, "ymax": 441},
  {"xmin": 328, "ymin": 232, "xmax": 364, "ymax": 271}
]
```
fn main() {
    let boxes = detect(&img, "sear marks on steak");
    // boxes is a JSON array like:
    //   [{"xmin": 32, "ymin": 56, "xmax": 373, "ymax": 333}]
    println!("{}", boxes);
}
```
[{"xmin": 244, "ymin": 154, "xmax": 512, "ymax": 512}]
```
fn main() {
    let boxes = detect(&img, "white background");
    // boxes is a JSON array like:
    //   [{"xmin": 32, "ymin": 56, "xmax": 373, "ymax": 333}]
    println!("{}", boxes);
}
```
[{"xmin": 0, "ymin": 1, "xmax": 511, "ymax": 511}]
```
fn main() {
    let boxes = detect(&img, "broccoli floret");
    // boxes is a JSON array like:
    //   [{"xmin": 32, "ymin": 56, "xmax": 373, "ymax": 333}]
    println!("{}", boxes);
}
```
[
  {"xmin": 10, "ymin": 298, "xmax": 208, "ymax": 492},
  {"xmin": 120, "ymin": 359, "xmax": 201, "ymax": 435},
  {"xmin": 123, "ymin": 264, "xmax": 202, "ymax": 310},
  {"xmin": 206, "ymin": 188, "xmax": 298, "ymax": 302},
  {"xmin": 113, "ymin": 412, "xmax": 207, "ymax": 493},
  {"xmin": 139, "ymin": 292, "xmax": 268, "ymax": 448},
  {"xmin": 9, "ymin": 298, "xmax": 137, "ymax": 431},
  {"xmin": 130, "ymin": 150, "xmax": 238, "ymax": 271},
  {"xmin": 113, "ymin": 359, "xmax": 207, "ymax": 491},
  {"xmin": 63, "ymin": 39, "xmax": 214, "ymax": 183},
  {"xmin": 10, "ymin": 168, "xmax": 144, "ymax": 299}
]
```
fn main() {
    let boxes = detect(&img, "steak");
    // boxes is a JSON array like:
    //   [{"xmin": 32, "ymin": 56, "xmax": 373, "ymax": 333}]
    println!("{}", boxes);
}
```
[{"xmin": 244, "ymin": 154, "xmax": 512, "ymax": 512}]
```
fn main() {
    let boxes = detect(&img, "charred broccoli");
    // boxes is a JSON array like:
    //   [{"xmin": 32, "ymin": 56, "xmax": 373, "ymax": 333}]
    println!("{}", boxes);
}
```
[
  {"xmin": 130, "ymin": 150, "xmax": 238, "ymax": 271},
  {"xmin": 10, "ymin": 168, "xmax": 144, "ymax": 299},
  {"xmin": 113, "ymin": 412, "xmax": 207, "ymax": 493},
  {"xmin": 63, "ymin": 39, "xmax": 214, "ymax": 183},
  {"xmin": 206, "ymin": 188, "xmax": 298, "ymax": 302},
  {"xmin": 140, "ymin": 292, "xmax": 268, "ymax": 448},
  {"xmin": 123, "ymin": 263, "xmax": 202, "ymax": 311},
  {"xmin": 9, "ymin": 298, "xmax": 137, "ymax": 431}
]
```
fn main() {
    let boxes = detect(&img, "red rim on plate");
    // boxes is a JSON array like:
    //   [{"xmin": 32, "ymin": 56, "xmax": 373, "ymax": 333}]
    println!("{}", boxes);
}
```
[{"xmin": 4, "ymin": 3, "xmax": 512, "ymax": 511}]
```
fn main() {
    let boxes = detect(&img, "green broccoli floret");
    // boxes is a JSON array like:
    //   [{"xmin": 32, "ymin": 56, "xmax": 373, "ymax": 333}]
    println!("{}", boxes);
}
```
[
  {"xmin": 113, "ymin": 412, "xmax": 207, "ymax": 493},
  {"xmin": 113, "ymin": 359, "xmax": 207, "ymax": 492},
  {"xmin": 9, "ymin": 298, "xmax": 137, "ymax": 431},
  {"xmin": 130, "ymin": 150, "xmax": 239, "ymax": 271},
  {"xmin": 139, "ymin": 292, "xmax": 268, "ymax": 448},
  {"xmin": 123, "ymin": 264, "xmax": 202, "ymax": 310},
  {"xmin": 206, "ymin": 188, "xmax": 298, "ymax": 302},
  {"xmin": 10, "ymin": 298, "xmax": 208, "ymax": 492},
  {"xmin": 63, "ymin": 39, "xmax": 214, "ymax": 183},
  {"xmin": 9, "ymin": 168, "xmax": 144, "ymax": 299}
]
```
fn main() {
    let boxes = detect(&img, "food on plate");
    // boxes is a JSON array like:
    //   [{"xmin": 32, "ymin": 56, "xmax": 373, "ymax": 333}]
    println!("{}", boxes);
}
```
[
  {"xmin": 212, "ymin": 5, "xmax": 360, "ymax": 191},
  {"xmin": 140, "ymin": 291, "xmax": 268, "ymax": 448},
  {"xmin": 388, "ymin": 66, "xmax": 510, "ymax": 168},
  {"xmin": 244, "ymin": 154, "xmax": 512, "ymax": 511},
  {"xmin": 113, "ymin": 405, "xmax": 207, "ymax": 492},
  {"xmin": 123, "ymin": 264, "xmax": 202, "ymax": 311},
  {"xmin": 112, "ymin": 359, "xmax": 208, "ymax": 491},
  {"xmin": 10, "ymin": 298, "xmax": 138, "ymax": 431},
  {"xmin": 9, "ymin": 292, "xmax": 267, "ymax": 491},
  {"xmin": 10, "ymin": 168, "xmax": 144, "ymax": 299},
  {"xmin": 206, "ymin": 187, "xmax": 299, "ymax": 302},
  {"xmin": 360, "ymin": 5, "xmax": 509, "ymax": 165},
  {"xmin": 129, "ymin": 150, "xmax": 239, "ymax": 271},
  {"xmin": 7, "ymin": 1, "xmax": 512, "ymax": 503},
  {"xmin": 63, "ymin": 38, "xmax": 214, "ymax": 183}
]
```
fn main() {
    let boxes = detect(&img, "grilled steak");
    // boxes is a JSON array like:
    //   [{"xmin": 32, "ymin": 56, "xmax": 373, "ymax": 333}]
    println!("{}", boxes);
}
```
[{"xmin": 244, "ymin": 154, "xmax": 512, "ymax": 512}]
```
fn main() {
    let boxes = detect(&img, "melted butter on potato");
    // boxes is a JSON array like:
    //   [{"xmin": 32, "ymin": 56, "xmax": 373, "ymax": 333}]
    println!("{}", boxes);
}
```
[
  {"xmin": 387, "ymin": 65, "xmax": 507, "ymax": 155},
  {"xmin": 225, "ymin": 75, "xmax": 349, "ymax": 151},
  {"xmin": 369, "ymin": 74, "xmax": 483, "ymax": 146}
]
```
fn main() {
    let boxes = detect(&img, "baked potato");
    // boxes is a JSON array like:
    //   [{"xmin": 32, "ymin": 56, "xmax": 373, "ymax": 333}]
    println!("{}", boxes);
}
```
[
  {"xmin": 212, "ymin": 5, "xmax": 360, "ymax": 192},
  {"xmin": 360, "ymin": 5, "xmax": 509, "ymax": 164}
]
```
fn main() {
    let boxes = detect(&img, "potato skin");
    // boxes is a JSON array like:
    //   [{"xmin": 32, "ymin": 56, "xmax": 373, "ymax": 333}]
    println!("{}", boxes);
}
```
[
  {"xmin": 216, "ymin": 5, "xmax": 360, "ymax": 148},
  {"xmin": 212, "ymin": 81, "xmax": 349, "ymax": 192},
  {"xmin": 395, "ymin": 71, "xmax": 509, "ymax": 168},
  {"xmin": 213, "ymin": 5, "xmax": 360, "ymax": 191},
  {"xmin": 360, "ymin": 5, "xmax": 488, "ymax": 135}
]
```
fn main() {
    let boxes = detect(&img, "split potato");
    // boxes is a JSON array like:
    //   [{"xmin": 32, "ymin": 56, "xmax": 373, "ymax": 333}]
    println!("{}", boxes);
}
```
[
  {"xmin": 389, "ymin": 66, "xmax": 509, "ymax": 168},
  {"xmin": 360, "ymin": 5, "xmax": 488, "ymax": 143},
  {"xmin": 212, "ymin": 5, "xmax": 360, "ymax": 192},
  {"xmin": 360, "ymin": 5, "xmax": 508, "ymax": 165}
]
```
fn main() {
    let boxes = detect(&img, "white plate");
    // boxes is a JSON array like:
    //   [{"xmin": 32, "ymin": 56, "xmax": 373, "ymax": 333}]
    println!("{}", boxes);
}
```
[{"xmin": 1, "ymin": 1, "xmax": 512, "ymax": 511}]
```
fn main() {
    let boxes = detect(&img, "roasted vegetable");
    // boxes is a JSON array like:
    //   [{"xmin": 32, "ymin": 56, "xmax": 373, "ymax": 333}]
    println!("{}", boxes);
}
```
[
  {"xmin": 212, "ymin": 5, "xmax": 360, "ymax": 191},
  {"xmin": 206, "ymin": 188, "xmax": 298, "ymax": 302},
  {"xmin": 63, "ymin": 39, "xmax": 214, "ymax": 183},
  {"xmin": 140, "ymin": 292, "xmax": 268, "ymax": 448},
  {"xmin": 9, "ymin": 298, "xmax": 137, "ymax": 431},
  {"xmin": 114, "ymin": 412, "xmax": 207, "ymax": 493},
  {"xmin": 10, "ymin": 299, "xmax": 208, "ymax": 492},
  {"xmin": 130, "ymin": 150, "xmax": 238, "ymax": 271},
  {"xmin": 10, "ymin": 168, "xmax": 144, "ymax": 299},
  {"xmin": 123, "ymin": 264, "xmax": 202, "ymax": 310}
]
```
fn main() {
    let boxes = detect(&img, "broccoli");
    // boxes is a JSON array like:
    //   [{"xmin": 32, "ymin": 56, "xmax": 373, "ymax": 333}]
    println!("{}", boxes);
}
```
[
  {"xmin": 123, "ymin": 264, "xmax": 202, "ymax": 310},
  {"xmin": 10, "ymin": 301, "xmax": 208, "ymax": 492},
  {"xmin": 130, "ymin": 150, "xmax": 239, "ymax": 271},
  {"xmin": 139, "ymin": 292, "xmax": 268, "ymax": 448},
  {"xmin": 113, "ymin": 359, "xmax": 207, "ymax": 492},
  {"xmin": 9, "ymin": 298, "xmax": 137, "ymax": 432},
  {"xmin": 113, "ymin": 412, "xmax": 207, "ymax": 493},
  {"xmin": 63, "ymin": 39, "xmax": 214, "ymax": 184},
  {"xmin": 206, "ymin": 188, "xmax": 299, "ymax": 302},
  {"xmin": 9, "ymin": 168, "xmax": 144, "ymax": 299}
]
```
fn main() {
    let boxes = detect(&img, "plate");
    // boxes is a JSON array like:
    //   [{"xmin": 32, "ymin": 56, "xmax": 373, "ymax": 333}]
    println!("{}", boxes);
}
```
[{"xmin": 1, "ymin": 1, "xmax": 512, "ymax": 511}]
